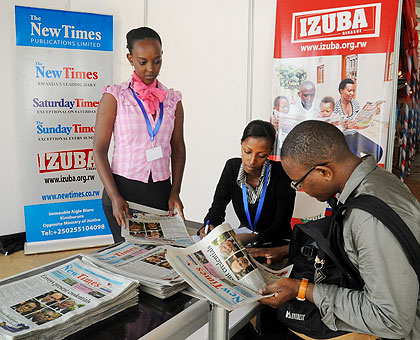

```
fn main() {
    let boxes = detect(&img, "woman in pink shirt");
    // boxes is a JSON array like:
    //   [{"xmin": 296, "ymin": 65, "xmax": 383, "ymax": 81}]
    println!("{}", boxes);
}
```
[{"xmin": 93, "ymin": 27, "xmax": 186, "ymax": 243}]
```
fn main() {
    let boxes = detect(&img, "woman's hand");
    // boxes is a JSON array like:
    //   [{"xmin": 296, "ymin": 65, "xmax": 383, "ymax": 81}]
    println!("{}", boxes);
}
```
[
  {"xmin": 169, "ymin": 101, "xmax": 186, "ymax": 220},
  {"xmin": 347, "ymin": 119, "xmax": 356, "ymax": 129},
  {"xmin": 168, "ymin": 191, "xmax": 185, "ymax": 220},
  {"xmin": 199, "ymin": 224, "xmax": 215, "ymax": 239},
  {"xmin": 111, "ymin": 195, "xmax": 131, "ymax": 228},
  {"xmin": 258, "ymin": 278, "xmax": 300, "ymax": 308},
  {"xmin": 234, "ymin": 232, "xmax": 259, "ymax": 247},
  {"xmin": 247, "ymin": 245, "xmax": 289, "ymax": 266},
  {"xmin": 342, "ymin": 119, "xmax": 356, "ymax": 130}
]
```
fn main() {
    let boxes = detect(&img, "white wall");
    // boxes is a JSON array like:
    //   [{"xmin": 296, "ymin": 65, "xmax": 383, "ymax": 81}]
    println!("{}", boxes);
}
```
[{"xmin": 1, "ymin": 0, "xmax": 278, "ymax": 236}]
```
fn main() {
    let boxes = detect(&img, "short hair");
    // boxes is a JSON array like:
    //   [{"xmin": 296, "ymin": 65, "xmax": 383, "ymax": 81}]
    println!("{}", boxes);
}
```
[
  {"xmin": 338, "ymin": 78, "xmax": 354, "ymax": 92},
  {"xmin": 280, "ymin": 120, "xmax": 352, "ymax": 168},
  {"xmin": 299, "ymin": 80, "xmax": 315, "ymax": 91},
  {"xmin": 16, "ymin": 300, "xmax": 41, "ymax": 314},
  {"xmin": 273, "ymin": 95, "xmax": 288, "ymax": 108},
  {"xmin": 320, "ymin": 96, "xmax": 335, "ymax": 106},
  {"xmin": 126, "ymin": 27, "xmax": 162, "ymax": 54},
  {"xmin": 241, "ymin": 120, "xmax": 276, "ymax": 148}
]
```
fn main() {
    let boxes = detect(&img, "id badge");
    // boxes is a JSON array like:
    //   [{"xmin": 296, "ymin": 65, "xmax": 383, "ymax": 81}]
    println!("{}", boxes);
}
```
[{"xmin": 146, "ymin": 145, "xmax": 163, "ymax": 162}]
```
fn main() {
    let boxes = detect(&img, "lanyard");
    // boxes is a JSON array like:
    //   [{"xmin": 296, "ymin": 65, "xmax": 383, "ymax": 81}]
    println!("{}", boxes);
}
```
[
  {"xmin": 241, "ymin": 162, "xmax": 270, "ymax": 232},
  {"xmin": 130, "ymin": 87, "xmax": 164, "ymax": 143}
]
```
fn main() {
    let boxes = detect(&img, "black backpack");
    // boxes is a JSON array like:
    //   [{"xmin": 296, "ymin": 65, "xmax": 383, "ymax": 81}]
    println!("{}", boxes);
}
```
[{"xmin": 276, "ymin": 194, "xmax": 420, "ymax": 339}]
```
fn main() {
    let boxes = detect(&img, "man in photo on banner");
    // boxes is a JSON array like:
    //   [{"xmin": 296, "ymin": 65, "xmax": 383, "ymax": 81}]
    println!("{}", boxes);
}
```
[{"xmin": 289, "ymin": 81, "xmax": 320, "ymax": 121}]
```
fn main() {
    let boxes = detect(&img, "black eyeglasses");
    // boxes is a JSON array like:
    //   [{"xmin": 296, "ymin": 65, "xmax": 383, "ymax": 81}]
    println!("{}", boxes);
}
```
[{"xmin": 290, "ymin": 162, "xmax": 328, "ymax": 191}]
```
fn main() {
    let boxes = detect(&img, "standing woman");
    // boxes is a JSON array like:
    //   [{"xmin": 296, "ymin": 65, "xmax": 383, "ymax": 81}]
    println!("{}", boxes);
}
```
[
  {"xmin": 94, "ymin": 27, "xmax": 186, "ymax": 243},
  {"xmin": 200, "ymin": 120, "xmax": 295, "ymax": 258}
]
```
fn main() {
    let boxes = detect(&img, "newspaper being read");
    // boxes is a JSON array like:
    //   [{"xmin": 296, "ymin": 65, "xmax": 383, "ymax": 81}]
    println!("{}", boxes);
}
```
[
  {"xmin": 121, "ymin": 202, "xmax": 194, "ymax": 248},
  {"xmin": 165, "ymin": 223, "xmax": 293, "ymax": 311},
  {"xmin": 345, "ymin": 100, "xmax": 385, "ymax": 130},
  {"xmin": 84, "ymin": 242, "xmax": 188, "ymax": 299},
  {"xmin": 0, "ymin": 258, "xmax": 138, "ymax": 340}
]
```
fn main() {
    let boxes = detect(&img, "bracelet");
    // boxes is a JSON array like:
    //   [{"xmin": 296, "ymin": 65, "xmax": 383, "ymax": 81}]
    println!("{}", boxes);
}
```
[{"xmin": 296, "ymin": 278, "xmax": 309, "ymax": 301}]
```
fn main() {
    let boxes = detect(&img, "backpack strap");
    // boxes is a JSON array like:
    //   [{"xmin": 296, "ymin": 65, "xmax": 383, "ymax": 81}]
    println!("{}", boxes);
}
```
[{"xmin": 336, "ymin": 194, "xmax": 420, "ymax": 281}]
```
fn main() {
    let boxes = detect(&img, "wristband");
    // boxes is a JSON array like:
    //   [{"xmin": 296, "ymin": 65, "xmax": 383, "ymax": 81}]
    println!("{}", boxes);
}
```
[{"xmin": 296, "ymin": 278, "xmax": 309, "ymax": 301}]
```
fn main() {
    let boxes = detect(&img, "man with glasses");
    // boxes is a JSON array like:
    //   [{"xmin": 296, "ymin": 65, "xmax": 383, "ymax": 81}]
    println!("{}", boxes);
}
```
[
  {"xmin": 289, "ymin": 80, "xmax": 320, "ymax": 121},
  {"xmin": 257, "ymin": 120, "xmax": 420, "ymax": 340}
]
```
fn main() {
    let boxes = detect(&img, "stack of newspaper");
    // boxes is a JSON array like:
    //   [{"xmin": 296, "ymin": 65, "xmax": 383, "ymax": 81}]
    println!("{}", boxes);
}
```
[
  {"xmin": 0, "ymin": 256, "xmax": 138, "ymax": 340},
  {"xmin": 166, "ymin": 223, "xmax": 293, "ymax": 310},
  {"xmin": 85, "ymin": 242, "xmax": 188, "ymax": 299}
]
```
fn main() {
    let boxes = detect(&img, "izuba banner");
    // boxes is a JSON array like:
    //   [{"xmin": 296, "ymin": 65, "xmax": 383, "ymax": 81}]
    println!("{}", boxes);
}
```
[
  {"xmin": 270, "ymin": 0, "xmax": 400, "ymax": 168},
  {"xmin": 15, "ymin": 6, "xmax": 114, "ymax": 253}
]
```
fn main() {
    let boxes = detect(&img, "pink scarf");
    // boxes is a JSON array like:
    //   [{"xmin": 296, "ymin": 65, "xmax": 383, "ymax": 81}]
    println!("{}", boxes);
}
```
[{"xmin": 131, "ymin": 71, "xmax": 167, "ymax": 114}]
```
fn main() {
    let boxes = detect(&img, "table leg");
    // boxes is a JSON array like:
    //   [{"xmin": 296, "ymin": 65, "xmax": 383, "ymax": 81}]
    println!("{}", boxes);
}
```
[{"xmin": 208, "ymin": 302, "xmax": 229, "ymax": 340}]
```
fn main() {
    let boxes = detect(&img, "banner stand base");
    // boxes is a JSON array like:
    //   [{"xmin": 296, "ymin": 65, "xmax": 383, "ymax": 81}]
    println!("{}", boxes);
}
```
[{"xmin": 24, "ymin": 235, "xmax": 114, "ymax": 255}]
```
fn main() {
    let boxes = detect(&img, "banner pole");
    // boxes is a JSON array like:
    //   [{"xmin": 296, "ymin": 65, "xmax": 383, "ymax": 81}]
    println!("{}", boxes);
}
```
[
  {"xmin": 386, "ymin": 0, "xmax": 404, "ymax": 171},
  {"xmin": 246, "ymin": 0, "xmax": 255, "ymax": 123},
  {"xmin": 144, "ymin": 0, "xmax": 149, "ymax": 26}
]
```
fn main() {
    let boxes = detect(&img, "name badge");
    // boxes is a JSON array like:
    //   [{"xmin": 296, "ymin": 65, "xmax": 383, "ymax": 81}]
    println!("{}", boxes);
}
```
[{"xmin": 146, "ymin": 146, "xmax": 163, "ymax": 162}]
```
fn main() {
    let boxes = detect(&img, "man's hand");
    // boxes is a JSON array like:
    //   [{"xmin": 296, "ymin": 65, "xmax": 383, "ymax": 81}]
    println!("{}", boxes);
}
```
[{"xmin": 258, "ymin": 278, "xmax": 301, "ymax": 308}]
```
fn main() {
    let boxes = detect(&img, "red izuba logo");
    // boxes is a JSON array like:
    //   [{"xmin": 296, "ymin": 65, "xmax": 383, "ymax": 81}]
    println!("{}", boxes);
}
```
[
  {"xmin": 291, "ymin": 3, "xmax": 381, "ymax": 43},
  {"xmin": 38, "ymin": 148, "xmax": 95, "ymax": 173}
]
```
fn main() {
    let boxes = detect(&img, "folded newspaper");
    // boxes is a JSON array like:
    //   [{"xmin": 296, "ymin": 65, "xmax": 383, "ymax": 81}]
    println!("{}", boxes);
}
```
[
  {"xmin": 122, "ymin": 202, "xmax": 194, "ymax": 248},
  {"xmin": 84, "ymin": 242, "xmax": 188, "ymax": 299},
  {"xmin": 352, "ymin": 100, "xmax": 385, "ymax": 129},
  {"xmin": 0, "ymin": 256, "xmax": 138, "ymax": 340},
  {"xmin": 165, "ymin": 224, "xmax": 293, "ymax": 311}
]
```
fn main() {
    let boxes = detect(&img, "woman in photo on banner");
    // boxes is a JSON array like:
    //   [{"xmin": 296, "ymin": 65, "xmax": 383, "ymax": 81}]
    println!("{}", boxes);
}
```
[
  {"xmin": 333, "ymin": 78, "xmax": 383, "ymax": 163},
  {"xmin": 199, "ymin": 120, "xmax": 296, "ymax": 264},
  {"xmin": 94, "ymin": 27, "xmax": 186, "ymax": 243}
]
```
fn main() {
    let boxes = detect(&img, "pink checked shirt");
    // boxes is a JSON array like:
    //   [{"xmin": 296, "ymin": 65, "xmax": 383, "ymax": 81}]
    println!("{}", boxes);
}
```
[{"xmin": 104, "ymin": 77, "xmax": 182, "ymax": 183}]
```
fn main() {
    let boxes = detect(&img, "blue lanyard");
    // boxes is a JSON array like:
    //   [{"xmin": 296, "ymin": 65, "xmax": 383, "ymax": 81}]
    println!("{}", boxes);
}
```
[
  {"xmin": 241, "ymin": 162, "xmax": 270, "ymax": 232},
  {"xmin": 130, "ymin": 87, "xmax": 164, "ymax": 143}
]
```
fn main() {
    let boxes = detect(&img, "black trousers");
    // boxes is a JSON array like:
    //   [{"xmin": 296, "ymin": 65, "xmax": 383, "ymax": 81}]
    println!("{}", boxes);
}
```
[
  {"xmin": 254, "ymin": 306, "xmax": 302, "ymax": 340},
  {"xmin": 102, "ymin": 173, "xmax": 171, "ymax": 243}
]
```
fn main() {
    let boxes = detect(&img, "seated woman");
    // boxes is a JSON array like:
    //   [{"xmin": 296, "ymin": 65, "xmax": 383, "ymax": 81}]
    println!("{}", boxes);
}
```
[{"xmin": 199, "ymin": 120, "xmax": 295, "ymax": 261}]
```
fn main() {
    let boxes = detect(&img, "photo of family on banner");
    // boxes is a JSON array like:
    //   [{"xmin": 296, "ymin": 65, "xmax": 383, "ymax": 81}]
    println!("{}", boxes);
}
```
[{"xmin": 269, "ymin": 1, "xmax": 398, "ymax": 168}]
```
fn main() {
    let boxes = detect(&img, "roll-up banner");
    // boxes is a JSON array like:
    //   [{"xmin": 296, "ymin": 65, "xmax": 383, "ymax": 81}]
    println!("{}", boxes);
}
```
[
  {"xmin": 270, "ymin": 0, "xmax": 400, "ymax": 169},
  {"xmin": 15, "ymin": 6, "xmax": 114, "ymax": 254}
]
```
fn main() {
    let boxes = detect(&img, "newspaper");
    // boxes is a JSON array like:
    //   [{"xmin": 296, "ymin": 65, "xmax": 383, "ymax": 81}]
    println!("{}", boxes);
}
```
[
  {"xmin": 84, "ymin": 242, "xmax": 188, "ymax": 299},
  {"xmin": 338, "ymin": 100, "xmax": 385, "ymax": 130},
  {"xmin": 122, "ymin": 202, "xmax": 194, "ymax": 247},
  {"xmin": 0, "ymin": 258, "xmax": 138, "ymax": 340},
  {"xmin": 353, "ymin": 100, "xmax": 384, "ymax": 129},
  {"xmin": 165, "ymin": 223, "xmax": 293, "ymax": 311}
]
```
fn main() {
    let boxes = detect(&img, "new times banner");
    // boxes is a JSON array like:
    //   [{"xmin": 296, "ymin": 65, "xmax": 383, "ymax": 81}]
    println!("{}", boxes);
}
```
[
  {"xmin": 270, "ymin": 0, "xmax": 399, "ymax": 168},
  {"xmin": 15, "ymin": 6, "xmax": 114, "ymax": 253}
]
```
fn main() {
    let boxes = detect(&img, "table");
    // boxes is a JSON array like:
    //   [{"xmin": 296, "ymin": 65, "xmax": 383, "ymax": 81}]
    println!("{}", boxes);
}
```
[
  {"xmin": 0, "ymin": 221, "xmax": 262, "ymax": 339},
  {"xmin": 140, "ymin": 297, "xmax": 262, "ymax": 340}
]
